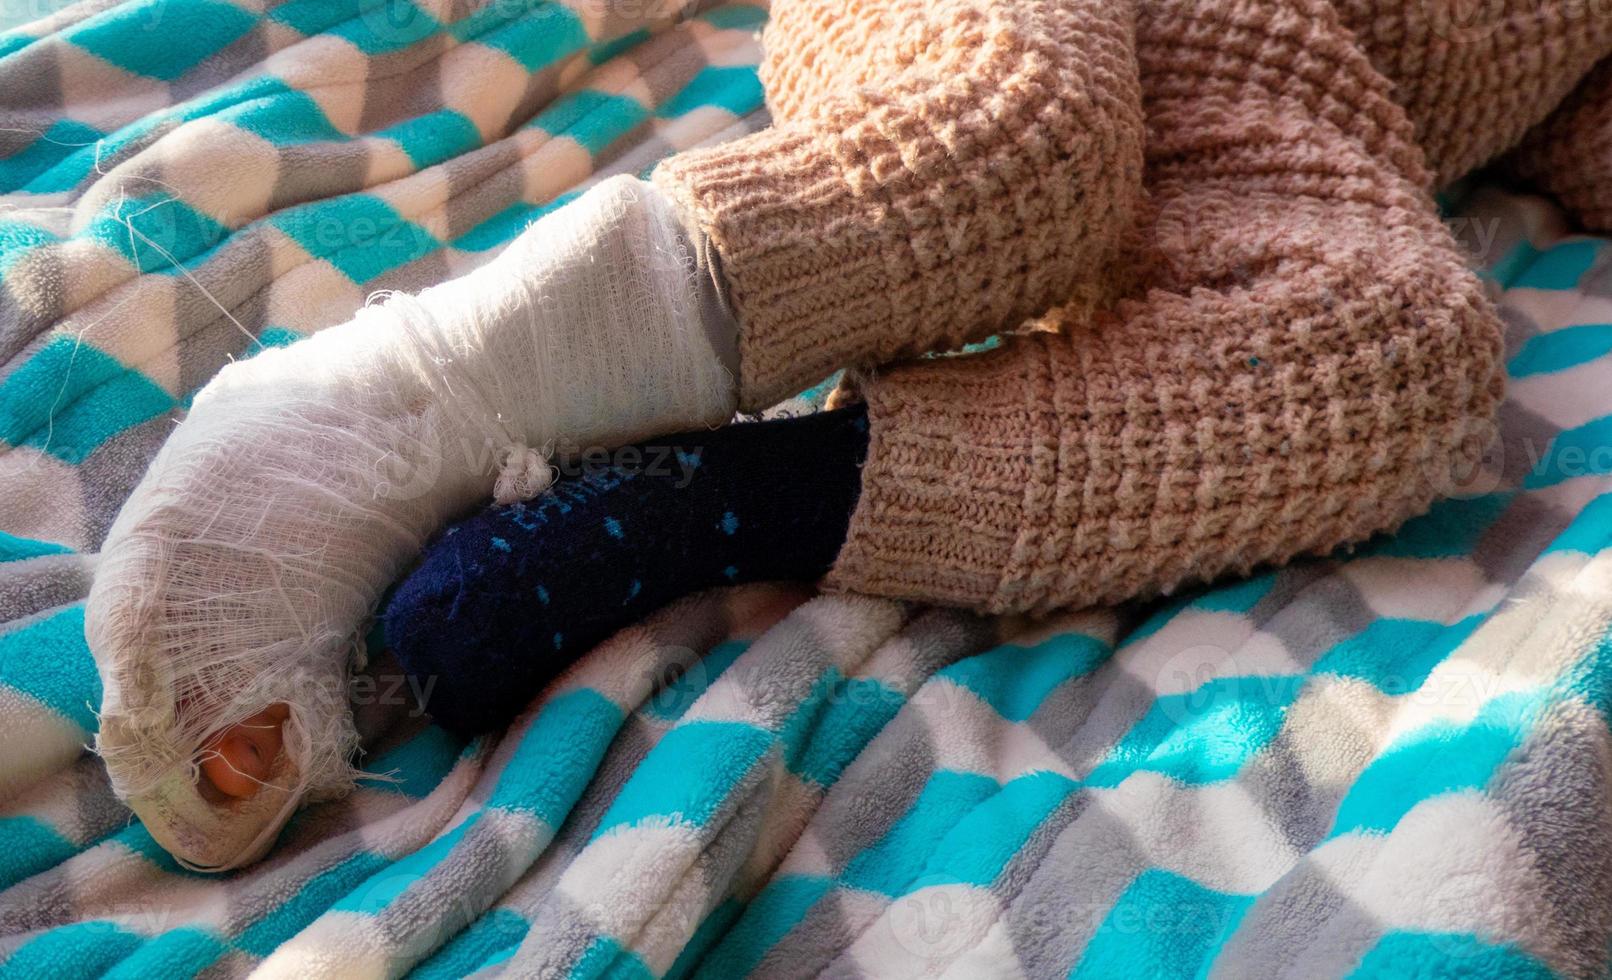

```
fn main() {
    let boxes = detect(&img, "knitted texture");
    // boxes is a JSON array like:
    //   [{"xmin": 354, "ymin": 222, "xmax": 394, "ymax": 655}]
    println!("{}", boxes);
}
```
[
  {"xmin": 652, "ymin": 0, "xmax": 1146, "ymax": 410},
  {"xmin": 649, "ymin": 0, "xmax": 1612, "ymax": 615},
  {"xmin": 806, "ymin": 0, "xmax": 1534, "ymax": 614},
  {"xmin": 1334, "ymin": 0, "xmax": 1612, "ymax": 185},
  {"xmin": 1506, "ymin": 59, "xmax": 1612, "ymax": 233}
]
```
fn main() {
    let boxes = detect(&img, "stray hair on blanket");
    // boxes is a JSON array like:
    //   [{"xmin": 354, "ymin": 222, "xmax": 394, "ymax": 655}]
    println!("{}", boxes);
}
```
[{"xmin": 84, "ymin": 175, "xmax": 736, "ymax": 869}]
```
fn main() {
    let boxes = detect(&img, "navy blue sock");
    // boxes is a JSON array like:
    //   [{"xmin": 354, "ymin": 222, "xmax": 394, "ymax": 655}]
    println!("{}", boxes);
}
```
[{"xmin": 383, "ymin": 404, "xmax": 869, "ymax": 734}]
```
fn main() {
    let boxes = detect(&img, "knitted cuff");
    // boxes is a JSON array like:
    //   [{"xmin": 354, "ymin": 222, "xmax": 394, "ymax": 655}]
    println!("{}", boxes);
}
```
[
  {"xmin": 652, "ymin": 126, "xmax": 923, "ymax": 413},
  {"xmin": 822, "ymin": 341, "xmax": 1061, "ymax": 614}
]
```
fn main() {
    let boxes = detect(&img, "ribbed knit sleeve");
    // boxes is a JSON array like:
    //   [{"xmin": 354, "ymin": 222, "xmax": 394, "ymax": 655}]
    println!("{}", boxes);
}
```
[
  {"xmin": 1506, "ymin": 59, "xmax": 1612, "ymax": 233},
  {"xmin": 823, "ymin": 0, "xmax": 1507, "ymax": 614},
  {"xmin": 652, "ymin": 0, "xmax": 1145, "ymax": 412}
]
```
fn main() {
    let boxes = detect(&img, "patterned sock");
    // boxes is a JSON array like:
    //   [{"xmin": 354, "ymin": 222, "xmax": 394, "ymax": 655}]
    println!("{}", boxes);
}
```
[{"xmin": 383, "ymin": 404, "xmax": 870, "ymax": 733}]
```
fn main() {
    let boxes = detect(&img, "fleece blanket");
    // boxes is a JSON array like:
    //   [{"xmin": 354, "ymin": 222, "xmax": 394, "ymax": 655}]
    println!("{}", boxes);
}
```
[{"xmin": 4, "ymin": 3, "xmax": 1612, "ymax": 978}]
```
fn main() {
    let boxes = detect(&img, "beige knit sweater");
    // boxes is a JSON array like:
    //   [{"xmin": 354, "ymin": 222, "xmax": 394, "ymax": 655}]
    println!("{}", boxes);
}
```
[{"xmin": 654, "ymin": 0, "xmax": 1612, "ymax": 614}]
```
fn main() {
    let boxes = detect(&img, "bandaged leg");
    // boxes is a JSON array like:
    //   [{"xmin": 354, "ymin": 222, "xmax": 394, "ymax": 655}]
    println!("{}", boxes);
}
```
[{"xmin": 86, "ymin": 175, "xmax": 737, "ymax": 870}]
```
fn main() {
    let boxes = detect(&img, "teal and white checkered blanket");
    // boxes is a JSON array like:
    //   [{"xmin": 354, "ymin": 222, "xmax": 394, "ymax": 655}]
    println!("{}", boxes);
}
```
[{"xmin": 5, "ymin": 2, "xmax": 1612, "ymax": 977}]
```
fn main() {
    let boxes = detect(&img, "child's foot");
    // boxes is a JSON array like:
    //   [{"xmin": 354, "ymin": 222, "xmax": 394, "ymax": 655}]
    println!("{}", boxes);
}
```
[
  {"xmin": 384, "ymin": 405, "xmax": 870, "ymax": 733},
  {"xmin": 198, "ymin": 704, "xmax": 290, "ymax": 802}
]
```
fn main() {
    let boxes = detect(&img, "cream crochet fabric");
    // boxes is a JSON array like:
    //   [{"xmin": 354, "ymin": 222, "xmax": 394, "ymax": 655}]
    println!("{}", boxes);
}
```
[{"xmin": 86, "ymin": 175, "xmax": 735, "ymax": 868}]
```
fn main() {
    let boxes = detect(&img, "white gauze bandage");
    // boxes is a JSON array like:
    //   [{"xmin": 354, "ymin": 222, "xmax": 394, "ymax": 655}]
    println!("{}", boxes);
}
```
[{"xmin": 86, "ymin": 175, "xmax": 737, "ymax": 870}]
